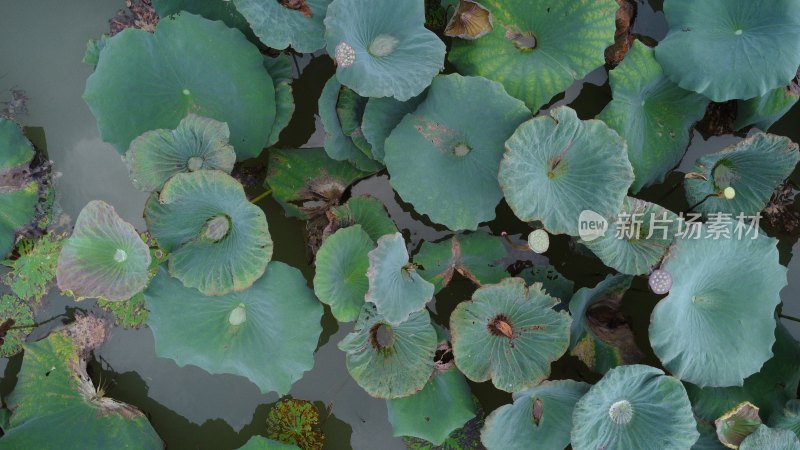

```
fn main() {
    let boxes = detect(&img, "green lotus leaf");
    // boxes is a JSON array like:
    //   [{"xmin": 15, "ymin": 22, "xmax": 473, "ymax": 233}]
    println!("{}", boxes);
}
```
[
  {"xmin": 715, "ymin": 402, "xmax": 763, "ymax": 449},
  {"xmin": 571, "ymin": 364, "xmax": 699, "ymax": 450},
  {"xmin": 56, "ymin": 201, "xmax": 151, "ymax": 301},
  {"xmin": 361, "ymin": 92, "xmax": 426, "ymax": 163},
  {"xmin": 387, "ymin": 368, "xmax": 477, "ymax": 445},
  {"xmin": 324, "ymin": 0, "xmax": 446, "ymax": 101},
  {"xmin": 153, "ymin": 0, "xmax": 254, "ymax": 39},
  {"xmin": 770, "ymin": 400, "xmax": 800, "ymax": 439},
  {"xmin": 328, "ymin": 196, "xmax": 398, "ymax": 242},
  {"xmin": 145, "ymin": 262, "xmax": 322, "ymax": 394},
  {"xmin": 450, "ymin": 277, "xmax": 571, "ymax": 392},
  {"xmin": 336, "ymin": 85, "xmax": 372, "ymax": 156},
  {"xmin": 365, "ymin": 233, "xmax": 434, "ymax": 325},
  {"xmin": 694, "ymin": 420, "xmax": 729, "ymax": 450},
  {"xmin": 0, "ymin": 118, "xmax": 35, "ymax": 171},
  {"xmin": 338, "ymin": 304, "xmax": 437, "ymax": 399},
  {"xmin": 319, "ymin": 76, "xmax": 382, "ymax": 171},
  {"xmin": 98, "ymin": 293, "xmax": 148, "ymax": 329},
  {"xmin": 2, "ymin": 232, "xmax": 65, "ymax": 303},
  {"xmin": 402, "ymin": 407, "xmax": 486, "ymax": 450},
  {"xmin": 598, "ymin": 41, "xmax": 709, "ymax": 192},
  {"xmin": 499, "ymin": 106, "xmax": 634, "ymax": 236},
  {"xmin": 125, "ymin": 113, "xmax": 236, "ymax": 192},
  {"xmin": 237, "ymin": 436, "xmax": 300, "ymax": 450},
  {"xmin": 313, "ymin": 225, "xmax": 373, "ymax": 322},
  {"xmin": 448, "ymin": 0, "xmax": 616, "ymax": 110},
  {"xmin": 415, "ymin": 231, "xmax": 507, "ymax": 294},
  {"xmin": 233, "ymin": 0, "xmax": 331, "ymax": 53},
  {"xmin": 684, "ymin": 133, "xmax": 799, "ymax": 217},
  {"xmin": 83, "ymin": 13, "xmax": 276, "ymax": 160},
  {"xmin": 0, "ymin": 294, "xmax": 33, "ymax": 357},
  {"xmin": 687, "ymin": 322, "xmax": 800, "ymax": 423},
  {"xmin": 583, "ymin": 197, "xmax": 677, "ymax": 275},
  {"xmin": 384, "ymin": 74, "xmax": 529, "ymax": 230},
  {"xmin": 265, "ymin": 147, "xmax": 369, "ymax": 220},
  {"xmin": 651, "ymin": 223, "xmax": 786, "ymax": 387},
  {"xmin": 740, "ymin": 425, "xmax": 800, "ymax": 450},
  {"xmin": 1, "ymin": 331, "xmax": 162, "ymax": 449},
  {"xmin": 569, "ymin": 274, "xmax": 642, "ymax": 374},
  {"xmin": 264, "ymin": 55, "xmax": 296, "ymax": 148},
  {"xmin": 266, "ymin": 398, "xmax": 325, "ymax": 450},
  {"xmin": 0, "ymin": 119, "xmax": 39, "ymax": 258},
  {"xmin": 481, "ymin": 379, "xmax": 590, "ymax": 450},
  {"xmin": 82, "ymin": 35, "xmax": 108, "ymax": 66},
  {"xmin": 518, "ymin": 264, "xmax": 574, "ymax": 304},
  {"xmin": 145, "ymin": 170, "xmax": 272, "ymax": 296},
  {"xmin": 655, "ymin": 0, "xmax": 800, "ymax": 102},
  {"xmin": 736, "ymin": 76, "xmax": 800, "ymax": 131}
]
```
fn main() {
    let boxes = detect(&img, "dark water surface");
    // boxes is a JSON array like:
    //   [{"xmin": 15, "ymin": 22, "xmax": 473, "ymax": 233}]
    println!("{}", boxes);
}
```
[{"xmin": 0, "ymin": 0, "xmax": 799, "ymax": 449}]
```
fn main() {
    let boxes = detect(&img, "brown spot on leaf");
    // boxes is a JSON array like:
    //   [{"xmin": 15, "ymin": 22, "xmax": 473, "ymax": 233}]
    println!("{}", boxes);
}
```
[
  {"xmin": 532, "ymin": 398, "xmax": 543, "ymax": 426},
  {"xmin": 278, "ymin": 0, "xmax": 313, "ymax": 18},
  {"xmin": 444, "ymin": 0, "xmax": 493, "ymax": 40},
  {"xmin": 605, "ymin": 0, "xmax": 637, "ymax": 66},
  {"xmin": 488, "ymin": 315, "xmax": 514, "ymax": 339}
]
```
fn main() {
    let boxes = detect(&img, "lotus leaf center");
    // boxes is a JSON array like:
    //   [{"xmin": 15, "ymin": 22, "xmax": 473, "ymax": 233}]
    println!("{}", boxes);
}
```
[
  {"xmin": 452, "ymin": 143, "xmax": 471, "ymax": 157},
  {"xmin": 488, "ymin": 314, "xmax": 514, "ymax": 339},
  {"xmin": 712, "ymin": 160, "xmax": 737, "ymax": 189},
  {"xmin": 113, "ymin": 249, "xmax": 128, "ymax": 263},
  {"xmin": 608, "ymin": 400, "xmax": 633, "ymax": 425},
  {"xmin": 369, "ymin": 323, "xmax": 395, "ymax": 351},
  {"xmin": 187, "ymin": 156, "xmax": 204, "ymax": 172},
  {"xmin": 506, "ymin": 30, "xmax": 537, "ymax": 52},
  {"xmin": 182, "ymin": 89, "xmax": 191, "ymax": 96},
  {"xmin": 735, "ymin": 29, "xmax": 743, "ymax": 35},
  {"xmin": 369, "ymin": 34, "xmax": 400, "ymax": 57},
  {"xmin": 228, "ymin": 304, "xmax": 246, "ymax": 326},
  {"xmin": 202, "ymin": 215, "xmax": 231, "ymax": 242}
]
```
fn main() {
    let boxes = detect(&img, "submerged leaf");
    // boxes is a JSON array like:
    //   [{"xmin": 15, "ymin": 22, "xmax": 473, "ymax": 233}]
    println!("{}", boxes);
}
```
[
  {"xmin": 313, "ymin": 225, "xmax": 373, "ymax": 322},
  {"xmin": 415, "ymin": 231, "xmax": 507, "ymax": 294}
]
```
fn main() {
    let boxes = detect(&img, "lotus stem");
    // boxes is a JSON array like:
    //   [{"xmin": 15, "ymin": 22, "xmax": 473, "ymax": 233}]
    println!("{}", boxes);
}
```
[
  {"xmin": 682, "ymin": 189, "xmax": 731, "ymax": 214},
  {"xmin": 500, "ymin": 231, "xmax": 530, "ymax": 251},
  {"xmin": 780, "ymin": 313, "xmax": 800, "ymax": 323},
  {"xmin": 250, "ymin": 188, "xmax": 273, "ymax": 204}
]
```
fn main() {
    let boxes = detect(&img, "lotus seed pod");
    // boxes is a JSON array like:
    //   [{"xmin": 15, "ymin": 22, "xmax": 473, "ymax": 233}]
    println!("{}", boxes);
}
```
[
  {"xmin": 724, "ymin": 187, "xmax": 736, "ymax": 200},
  {"xmin": 608, "ymin": 400, "xmax": 634, "ymax": 425},
  {"xmin": 527, "ymin": 229, "xmax": 550, "ymax": 253},
  {"xmin": 648, "ymin": 269, "xmax": 672, "ymax": 295},
  {"xmin": 335, "ymin": 41, "xmax": 356, "ymax": 68}
]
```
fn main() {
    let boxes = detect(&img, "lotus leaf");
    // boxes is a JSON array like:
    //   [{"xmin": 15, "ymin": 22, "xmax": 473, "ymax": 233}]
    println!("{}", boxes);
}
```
[
  {"xmin": 450, "ymin": 277, "xmax": 571, "ymax": 392},
  {"xmin": 569, "ymin": 274, "xmax": 642, "ymax": 374},
  {"xmin": 386, "ymin": 368, "xmax": 476, "ymax": 445},
  {"xmin": 98, "ymin": 293, "xmax": 148, "ymax": 329},
  {"xmin": 0, "ymin": 330, "xmax": 162, "ymax": 448},
  {"xmin": 385, "ymin": 74, "xmax": 530, "ymax": 230},
  {"xmin": 499, "ymin": 106, "xmax": 634, "ymax": 236},
  {"xmin": 265, "ymin": 147, "xmax": 369, "ymax": 220},
  {"xmin": 313, "ymin": 225, "xmax": 373, "ymax": 322},
  {"xmin": 571, "ymin": 364, "xmax": 699, "ymax": 450},
  {"xmin": 145, "ymin": 262, "xmax": 322, "ymax": 395},
  {"xmin": 715, "ymin": 402, "xmax": 763, "ymax": 449},
  {"xmin": 655, "ymin": 0, "xmax": 800, "ymax": 102},
  {"xmin": 444, "ymin": 0, "xmax": 493, "ymax": 40},
  {"xmin": 336, "ymin": 85, "xmax": 372, "ymax": 156},
  {"xmin": 0, "ymin": 119, "xmax": 39, "ymax": 258},
  {"xmin": 265, "ymin": 398, "xmax": 324, "ymax": 450},
  {"xmin": 519, "ymin": 264, "xmax": 574, "ymax": 303},
  {"xmin": 402, "ymin": 409, "xmax": 486, "ymax": 450},
  {"xmin": 83, "ymin": 13, "xmax": 276, "ymax": 159},
  {"xmin": 125, "ymin": 114, "xmax": 236, "ymax": 192},
  {"xmin": 770, "ymin": 400, "xmax": 800, "ymax": 439},
  {"xmin": 651, "ymin": 222, "xmax": 786, "ymax": 387},
  {"xmin": 237, "ymin": 436, "xmax": 300, "ymax": 450},
  {"xmin": 598, "ymin": 41, "xmax": 709, "ymax": 192},
  {"xmin": 684, "ymin": 133, "xmax": 799, "ymax": 217},
  {"xmin": 481, "ymin": 379, "xmax": 590, "ymax": 450},
  {"xmin": 324, "ymin": 0, "xmax": 446, "ymax": 101},
  {"xmin": 153, "ymin": 0, "xmax": 254, "ymax": 38},
  {"xmin": 365, "ymin": 233, "xmax": 434, "ymax": 325},
  {"xmin": 361, "ymin": 92, "xmax": 426, "ymax": 163},
  {"xmin": 328, "ymin": 196, "xmax": 398, "ymax": 242},
  {"xmin": 339, "ymin": 304, "xmax": 437, "ymax": 399},
  {"xmin": 583, "ymin": 197, "xmax": 677, "ymax": 275},
  {"xmin": 736, "ymin": 75, "xmax": 800, "ymax": 131},
  {"xmin": 448, "ymin": 0, "xmax": 617, "ymax": 110},
  {"xmin": 0, "ymin": 294, "xmax": 33, "ymax": 357},
  {"xmin": 264, "ymin": 55, "xmax": 296, "ymax": 148},
  {"xmin": 56, "ymin": 201, "xmax": 150, "ymax": 301},
  {"xmin": 740, "ymin": 425, "xmax": 800, "ymax": 450},
  {"xmin": 415, "ymin": 232, "xmax": 506, "ymax": 294},
  {"xmin": 82, "ymin": 35, "xmax": 108, "ymax": 66},
  {"xmin": 2, "ymin": 232, "xmax": 65, "ymax": 303},
  {"xmin": 319, "ymin": 76, "xmax": 382, "ymax": 171},
  {"xmin": 233, "ymin": 0, "xmax": 331, "ymax": 53},
  {"xmin": 145, "ymin": 170, "xmax": 272, "ymax": 296}
]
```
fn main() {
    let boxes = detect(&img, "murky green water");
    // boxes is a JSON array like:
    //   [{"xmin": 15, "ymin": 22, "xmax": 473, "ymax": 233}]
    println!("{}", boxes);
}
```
[{"xmin": 1, "ymin": 1, "xmax": 799, "ymax": 449}]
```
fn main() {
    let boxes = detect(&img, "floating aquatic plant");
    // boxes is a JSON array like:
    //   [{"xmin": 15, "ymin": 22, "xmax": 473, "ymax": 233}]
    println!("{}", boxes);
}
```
[
  {"xmin": 414, "ymin": 231, "xmax": 507, "ymax": 294},
  {"xmin": 0, "ymin": 294, "xmax": 34, "ymax": 357},
  {"xmin": 265, "ymin": 398, "xmax": 325, "ymax": 450},
  {"xmin": 237, "ymin": 436, "xmax": 299, "ymax": 450},
  {"xmin": 2, "ymin": 232, "xmax": 65, "ymax": 303},
  {"xmin": 313, "ymin": 225, "xmax": 373, "ymax": 322}
]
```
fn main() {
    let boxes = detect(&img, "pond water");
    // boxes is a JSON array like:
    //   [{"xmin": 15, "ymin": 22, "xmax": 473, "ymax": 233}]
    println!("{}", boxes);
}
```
[{"xmin": 1, "ymin": 0, "xmax": 799, "ymax": 449}]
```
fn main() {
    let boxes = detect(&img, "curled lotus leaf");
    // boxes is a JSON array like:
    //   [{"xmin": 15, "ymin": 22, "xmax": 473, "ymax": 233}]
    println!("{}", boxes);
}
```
[
  {"xmin": 366, "ymin": 233, "xmax": 434, "ymax": 325},
  {"xmin": 83, "ymin": 13, "xmax": 276, "ymax": 160},
  {"xmin": 571, "ymin": 364, "xmax": 699, "ymax": 450},
  {"xmin": 499, "ymin": 106, "xmax": 634, "ymax": 236},
  {"xmin": 233, "ymin": 0, "xmax": 331, "ymax": 53},
  {"xmin": 684, "ymin": 133, "xmax": 799, "ymax": 217},
  {"xmin": 336, "ymin": 85, "xmax": 372, "ymax": 156},
  {"xmin": 444, "ymin": 0, "xmax": 493, "ymax": 40},
  {"xmin": 125, "ymin": 113, "xmax": 236, "ymax": 192},
  {"xmin": 582, "ymin": 197, "xmax": 678, "ymax": 275},
  {"xmin": 361, "ymin": 91, "xmax": 426, "ymax": 163},
  {"xmin": 338, "ymin": 304, "xmax": 437, "ymax": 399},
  {"xmin": 650, "ymin": 223, "xmax": 786, "ymax": 387},
  {"xmin": 145, "ymin": 170, "xmax": 272, "ymax": 296},
  {"xmin": 0, "ymin": 329, "xmax": 162, "ymax": 448},
  {"xmin": 0, "ymin": 119, "xmax": 39, "ymax": 258},
  {"xmin": 655, "ymin": 0, "xmax": 800, "ymax": 102},
  {"xmin": 450, "ymin": 277, "xmax": 571, "ymax": 392},
  {"xmin": 736, "ymin": 73, "xmax": 800, "ymax": 131},
  {"xmin": 237, "ymin": 436, "xmax": 299, "ymax": 450},
  {"xmin": 319, "ymin": 76, "xmax": 382, "ymax": 172},
  {"xmin": 415, "ymin": 231, "xmax": 507, "ymax": 294},
  {"xmin": 481, "ymin": 380, "xmax": 589, "ymax": 450},
  {"xmin": 327, "ymin": 196, "xmax": 398, "ymax": 243},
  {"xmin": 769, "ymin": 400, "xmax": 800, "ymax": 439},
  {"xmin": 313, "ymin": 225, "xmax": 373, "ymax": 322},
  {"xmin": 715, "ymin": 402, "xmax": 763, "ymax": 449},
  {"xmin": 266, "ymin": 398, "xmax": 324, "ymax": 450},
  {"xmin": 264, "ymin": 54, "xmax": 296, "ymax": 148},
  {"xmin": 265, "ymin": 147, "xmax": 369, "ymax": 220},
  {"xmin": 518, "ymin": 264, "xmax": 574, "ymax": 304},
  {"xmin": 385, "ymin": 74, "xmax": 530, "ymax": 231},
  {"xmin": 144, "ymin": 262, "xmax": 323, "ymax": 395},
  {"xmin": 324, "ymin": 0, "xmax": 446, "ymax": 101},
  {"xmin": 448, "ymin": 0, "xmax": 617, "ymax": 110},
  {"xmin": 598, "ymin": 41, "xmax": 709, "ymax": 192},
  {"xmin": 56, "ymin": 201, "xmax": 151, "ymax": 301},
  {"xmin": 740, "ymin": 425, "xmax": 800, "ymax": 450},
  {"xmin": 568, "ymin": 274, "xmax": 642, "ymax": 374},
  {"xmin": 0, "ymin": 294, "xmax": 34, "ymax": 357}
]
